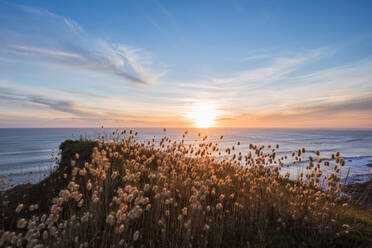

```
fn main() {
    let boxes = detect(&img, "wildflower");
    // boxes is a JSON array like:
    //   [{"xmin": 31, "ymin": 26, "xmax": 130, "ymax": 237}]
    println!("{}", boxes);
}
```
[
  {"xmin": 111, "ymin": 171, "xmax": 118, "ymax": 180},
  {"xmin": 81, "ymin": 212, "xmax": 90, "ymax": 223},
  {"xmin": 16, "ymin": 203, "xmax": 24, "ymax": 213},
  {"xmin": 17, "ymin": 218, "xmax": 27, "ymax": 229},
  {"xmin": 342, "ymin": 224, "xmax": 350, "ymax": 229},
  {"xmin": 144, "ymin": 184, "xmax": 150, "ymax": 192},
  {"xmin": 106, "ymin": 214, "xmax": 115, "ymax": 226},
  {"xmin": 42, "ymin": 230, "xmax": 48, "ymax": 240},
  {"xmin": 133, "ymin": 230, "xmax": 140, "ymax": 241},
  {"xmin": 182, "ymin": 207, "xmax": 188, "ymax": 216},
  {"xmin": 86, "ymin": 180, "xmax": 92, "ymax": 191},
  {"xmin": 203, "ymin": 224, "xmax": 210, "ymax": 231},
  {"xmin": 219, "ymin": 194, "xmax": 225, "ymax": 201},
  {"xmin": 146, "ymin": 204, "xmax": 151, "ymax": 211},
  {"xmin": 72, "ymin": 167, "xmax": 79, "ymax": 176},
  {"xmin": 178, "ymin": 215, "xmax": 183, "ymax": 221}
]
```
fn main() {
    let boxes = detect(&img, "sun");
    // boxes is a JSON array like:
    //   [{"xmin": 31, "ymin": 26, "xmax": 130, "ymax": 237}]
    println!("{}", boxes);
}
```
[{"xmin": 186, "ymin": 102, "xmax": 219, "ymax": 128}]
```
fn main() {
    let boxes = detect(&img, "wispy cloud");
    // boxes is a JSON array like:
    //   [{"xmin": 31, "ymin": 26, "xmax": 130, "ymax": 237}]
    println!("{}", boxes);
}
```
[
  {"xmin": 0, "ymin": 83, "xmax": 190, "ymax": 127},
  {"xmin": 165, "ymin": 49, "xmax": 327, "ymax": 110},
  {"xmin": 264, "ymin": 58, "xmax": 372, "ymax": 110},
  {"xmin": 259, "ymin": 96, "xmax": 372, "ymax": 127},
  {"xmin": 55, "ymin": 89, "xmax": 111, "ymax": 99},
  {"xmin": 144, "ymin": 0, "xmax": 183, "ymax": 46},
  {"xmin": 216, "ymin": 96, "xmax": 372, "ymax": 128},
  {"xmin": 10, "ymin": 45, "xmax": 81, "ymax": 59},
  {"xmin": 292, "ymin": 96, "xmax": 372, "ymax": 115},
  {"xmin": 29, "ymin": 96, "xmax": 92, "ymax": 116},
  {"xmin": 15, "ymin": 3, "xmax": 84, "ymax": 34},
  {"xmin": 176, "ymin": 49, "xmax": 325, "ymax": 91},
  {"xmin": 0, "ymin": 85, "xmax": 93, "ymax": 116},
  {"xmin": 0, "ymin": 3, "xmax": 167, "ymax": 85},
  {"xmin": 63, "ymin": 18, "xmax": 83, "ymax": 34}
]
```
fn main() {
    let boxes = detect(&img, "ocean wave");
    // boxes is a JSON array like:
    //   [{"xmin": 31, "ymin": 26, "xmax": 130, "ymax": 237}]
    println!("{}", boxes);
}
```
[
  {"xmin": 345, "ymin": 138, "xmax": 367, "ymax": 143},
  {"xmin": 0, "ymin": 159, "xmax": 51, "ymax": 170},
  {"xmin": 0, "ymin": 164, "xmax": 53, "ymax": 177},
  {"xmin": 0, "ymin": 149, "xmax": 52, "ymax": 156}
]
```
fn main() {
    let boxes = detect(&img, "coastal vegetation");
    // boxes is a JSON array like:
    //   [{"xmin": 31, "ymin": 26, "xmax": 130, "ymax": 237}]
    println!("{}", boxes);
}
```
[{"xmin": 1, "ymin": 130, "xmax": 371, "ymax": 247}]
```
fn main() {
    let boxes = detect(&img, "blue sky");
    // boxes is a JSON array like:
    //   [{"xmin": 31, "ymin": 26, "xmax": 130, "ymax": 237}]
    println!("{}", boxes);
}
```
[{"xmin": 0, "ymin": 0, "xmax": 372, "ymax": 127}]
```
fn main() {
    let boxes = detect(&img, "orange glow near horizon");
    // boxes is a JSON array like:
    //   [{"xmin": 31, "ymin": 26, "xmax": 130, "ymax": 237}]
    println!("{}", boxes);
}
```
[{"xmin": 186, "ymin": 102, "xmax": 219, "ymax": 128}]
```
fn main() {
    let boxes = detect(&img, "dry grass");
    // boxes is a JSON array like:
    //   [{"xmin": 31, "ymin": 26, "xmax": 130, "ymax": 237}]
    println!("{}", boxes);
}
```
[{"xmin": 0, "ymin": 129, "xmax": 371, "ymax": 247}]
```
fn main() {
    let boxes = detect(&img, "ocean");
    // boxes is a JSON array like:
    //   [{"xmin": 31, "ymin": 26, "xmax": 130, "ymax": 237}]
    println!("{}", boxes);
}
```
[{"xmin": 0, "ymin": 128, "xmax": 371, "ymax": 187}]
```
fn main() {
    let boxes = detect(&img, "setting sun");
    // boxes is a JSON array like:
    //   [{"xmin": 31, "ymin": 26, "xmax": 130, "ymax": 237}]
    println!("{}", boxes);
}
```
[{"xmin": 186, "ymin": 102, "xmax": 219, "ymax": 128}]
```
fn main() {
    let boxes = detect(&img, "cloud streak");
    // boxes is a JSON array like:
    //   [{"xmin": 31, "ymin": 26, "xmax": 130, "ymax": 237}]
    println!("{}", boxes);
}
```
[
  {"xmin": 0, "ymin": 3, "xmax": 166, "ymax": 85},
  {"xmin": 28, "ymin": 96, "xmax": 92, "ymax": 117},
  {"xmin": 163, "ymin": 49, "xmax": 328, "ymax": 113},
  {"xmin": 218, "ymin": 96, "xmax": 372, "ymax": 128},
  {"xmin": 0, "ymin": 84, "xmax": 190, "ymax": 127},
  {"xmin": 291, "ymin": 97, "xmax": 372, "ymax": 116},
  {"xmin": 0, "ymin": 85, "xmax": 93, "ymax": 117}
]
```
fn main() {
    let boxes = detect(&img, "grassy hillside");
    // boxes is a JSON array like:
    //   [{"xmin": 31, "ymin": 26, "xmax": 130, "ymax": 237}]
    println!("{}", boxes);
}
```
[{"xmin": 1, "ymin": 130, "xmax": 371, "ymax": 247}]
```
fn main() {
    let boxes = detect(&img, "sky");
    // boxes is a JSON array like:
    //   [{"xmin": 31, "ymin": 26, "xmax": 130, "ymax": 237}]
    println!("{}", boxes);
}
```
[{"xmin": 0, "ymin": 0, "xmax": 372, "ymax": 128}]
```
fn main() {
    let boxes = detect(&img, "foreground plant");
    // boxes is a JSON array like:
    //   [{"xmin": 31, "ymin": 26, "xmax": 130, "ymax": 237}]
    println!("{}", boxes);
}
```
[{"xmin": 0, "ymin": 130, "xmax": 362, "ymax": 247}]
